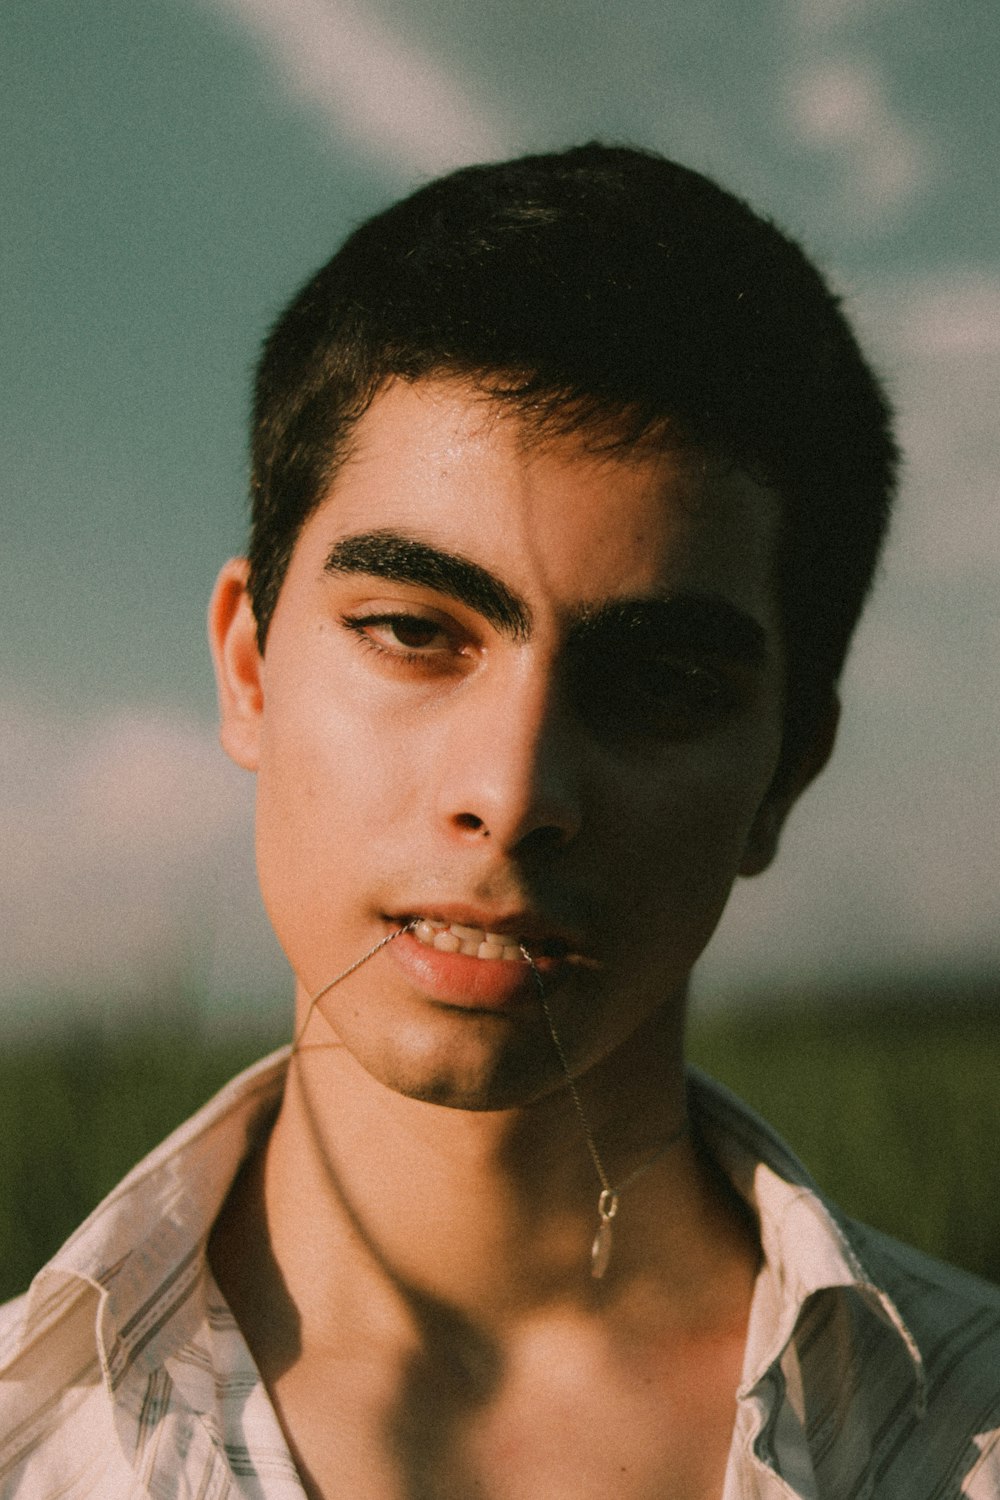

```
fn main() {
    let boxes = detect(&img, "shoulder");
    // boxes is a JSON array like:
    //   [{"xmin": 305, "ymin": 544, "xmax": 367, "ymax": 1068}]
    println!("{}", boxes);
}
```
[
  {"xmin": 0, "ymin": 1052, "xmax": 290, "ymax": 1496},
  {"xmin": 690, "ymin": 1070, "xmax": 1000, "ymax": 1491},
  {"xmin": 0, "ymin": 1278, "xmax": 131, "ymax": 1497},
  {"xmin": 798, "ymin": 1216, "xmax": 1000, "ymax": 1495},
  {"xmin": 850, "ymin": 1216, "xmax": 1000, "ymax": 1401}
]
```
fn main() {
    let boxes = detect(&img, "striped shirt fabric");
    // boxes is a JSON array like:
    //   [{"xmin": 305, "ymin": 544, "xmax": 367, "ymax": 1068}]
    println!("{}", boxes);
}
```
[{"xmin": 1, "ymin": 1048, "xmax": 998, "ymax": 1498}]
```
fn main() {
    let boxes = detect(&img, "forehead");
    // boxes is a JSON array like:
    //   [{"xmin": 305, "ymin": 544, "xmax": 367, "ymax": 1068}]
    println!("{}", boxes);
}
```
[{"xmin": 304, "ymin": 378, "xmax": 783, "ymax": 631}]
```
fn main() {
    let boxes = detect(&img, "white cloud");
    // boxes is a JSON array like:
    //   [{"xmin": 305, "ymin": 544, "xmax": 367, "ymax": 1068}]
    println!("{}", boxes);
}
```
[
  {"xmin": 785, "ymin": 56, "xmax": 930, "ymax": 212},
  {"xmin": 788, "ymin": 0, "xmax": 898, "ymax": 33},
  {"xmin": 782, "ymin": 0, "xmax": 932, "ymax": 219},
  {"xmin": 854, "ymin": 274, "xmax": 1000, "ymax": 582},
  {"xmin": 206, "ymin": 0, "xmax": 510, "ymax": 175},
  {"xmin": 789, "ymin": 57, "xmax": 881, "ymax": 143},
  {"xmin": 0, "ymin": 706, "xmax": 285, "ymax": 1022},
  {"xmin": 882, "ymin": 276, "xmax": 1000, "ymax": 359}
]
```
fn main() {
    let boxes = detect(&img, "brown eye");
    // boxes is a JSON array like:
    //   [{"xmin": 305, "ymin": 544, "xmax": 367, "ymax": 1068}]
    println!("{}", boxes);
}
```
[
  {"xmin": 341, "ymin": 610, "xmax": 461, "ymax": 662},
  {"xmin": 569, "ymin": 641, "xmax": 736, "ymax": 744},
  {"xmin": 388, "ymin": 616, "xmax": 442, "ymax": 648}
]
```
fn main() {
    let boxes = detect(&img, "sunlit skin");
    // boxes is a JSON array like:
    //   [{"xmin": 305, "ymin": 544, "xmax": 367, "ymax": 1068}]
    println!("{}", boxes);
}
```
[{"xmin": 208, "ymin": 378, "xmax": 836, "ymax": 1500}]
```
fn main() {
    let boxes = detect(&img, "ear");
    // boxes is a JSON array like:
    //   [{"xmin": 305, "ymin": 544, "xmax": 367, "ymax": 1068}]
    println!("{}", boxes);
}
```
[
  {"xmin": 208, "ymin": 558, "xmax": 265, "ymax": 772},
  {"xmin": 739, "ymin": 693, "xmax": 840, "ymax": 877}
]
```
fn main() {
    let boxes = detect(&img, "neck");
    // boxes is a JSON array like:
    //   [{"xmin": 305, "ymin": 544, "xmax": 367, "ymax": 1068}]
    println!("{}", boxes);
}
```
[{"xmin": 212, "ymin": 997, "xmax": 757, "ymax": 1357}]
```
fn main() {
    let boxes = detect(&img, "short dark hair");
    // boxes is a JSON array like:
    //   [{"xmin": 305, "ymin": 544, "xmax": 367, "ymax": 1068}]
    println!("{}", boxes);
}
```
[{"xmin": 248, "ymin": 142, "xmax": 897, "ymax": 773}]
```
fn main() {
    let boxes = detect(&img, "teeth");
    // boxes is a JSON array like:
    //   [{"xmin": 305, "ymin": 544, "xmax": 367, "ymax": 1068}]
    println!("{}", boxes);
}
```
[{"xmin": 412, "ymin": 919, "xmax": 524, "ymax": 962}]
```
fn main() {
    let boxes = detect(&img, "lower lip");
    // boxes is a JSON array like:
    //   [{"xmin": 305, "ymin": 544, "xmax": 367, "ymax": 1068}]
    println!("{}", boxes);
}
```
[{"xmin": 386, "ymin": 928, "xmax": 562, "ymax": 1011}]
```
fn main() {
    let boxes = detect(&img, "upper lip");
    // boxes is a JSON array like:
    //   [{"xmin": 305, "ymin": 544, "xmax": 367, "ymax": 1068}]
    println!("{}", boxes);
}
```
[{"xmin": 389, "ymin": 904, "xmax": 587, "ymax": 956}]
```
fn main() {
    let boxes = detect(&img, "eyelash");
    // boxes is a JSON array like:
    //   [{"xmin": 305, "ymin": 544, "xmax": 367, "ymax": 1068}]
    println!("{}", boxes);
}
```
[
  {"xmin": 340, "ymin": 611, "xmax": 463, "ymax": 664},
  {"xmin": 582, "ymin": 657, "xmax": 735, "ymax": 727}
]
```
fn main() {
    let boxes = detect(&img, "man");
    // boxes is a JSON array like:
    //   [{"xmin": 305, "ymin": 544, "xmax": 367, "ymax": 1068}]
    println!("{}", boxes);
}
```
[{"xmin": 2, "ymin": 143, "xmax": 998, "ymax": 1498}]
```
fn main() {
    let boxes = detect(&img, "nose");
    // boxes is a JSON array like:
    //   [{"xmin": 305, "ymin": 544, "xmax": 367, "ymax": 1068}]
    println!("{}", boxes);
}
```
[{"xmin": 435, "ymin": 663, "xmax": 584, "ymax": 856}]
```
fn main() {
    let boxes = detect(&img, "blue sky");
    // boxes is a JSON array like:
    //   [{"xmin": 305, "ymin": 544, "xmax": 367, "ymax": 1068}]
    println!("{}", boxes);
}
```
[{"xmin": 4, "ymin": 0, "xmax": 998, "ymax": 1021}]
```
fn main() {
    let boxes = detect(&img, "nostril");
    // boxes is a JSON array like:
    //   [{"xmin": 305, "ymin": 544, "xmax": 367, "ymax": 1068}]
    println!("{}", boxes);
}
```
[{"xmin": 454, "ymin": 812, "xmax": 488, "ymax": 835}]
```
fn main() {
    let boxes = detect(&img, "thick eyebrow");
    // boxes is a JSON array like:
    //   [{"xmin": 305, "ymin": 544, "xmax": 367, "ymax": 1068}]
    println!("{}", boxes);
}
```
[
  {"xmin": 570, "ymin": 595, "xmax": 770, "ymax": 667},
  {"xmin": 323, "ymin": 529, "xmax": 531, "ymax": 640},
  {"xmin": 323, "ymin": 528, "xmax": 769, "ymax": 666}
]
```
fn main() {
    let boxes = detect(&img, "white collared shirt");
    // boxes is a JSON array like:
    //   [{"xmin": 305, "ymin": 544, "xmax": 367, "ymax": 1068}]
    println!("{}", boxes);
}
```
[{"xmin": 2, "ymin": 1049, "xmax": 999, "ymax": 1498}]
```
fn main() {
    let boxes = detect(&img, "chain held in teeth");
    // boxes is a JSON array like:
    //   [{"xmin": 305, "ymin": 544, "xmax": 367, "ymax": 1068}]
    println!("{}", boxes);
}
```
[
  {"xmin": 519, "ymin": 942, "xmax": 689, "ymax": 1281},
  {"xmin": 293, "ymin": 921, "xmax": 416, "ymax": 1051}
]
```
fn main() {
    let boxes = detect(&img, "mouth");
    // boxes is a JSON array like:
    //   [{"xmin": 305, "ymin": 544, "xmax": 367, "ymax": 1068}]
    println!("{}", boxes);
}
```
[
  {"xmin": 383, "ymin": 911, "xmax": 585, "ymax": 1011},
  {"xmin": 401, "ymin": 913, "xmax": 578, "ymax": 963},
  {"xmin": 409, "ymin": 917, "xmax": 569, "ymax": 964}
]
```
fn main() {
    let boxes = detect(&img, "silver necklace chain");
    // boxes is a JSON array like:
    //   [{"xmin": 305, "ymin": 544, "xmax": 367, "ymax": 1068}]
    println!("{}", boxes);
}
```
[
  {"xmin": 292, "ymin": 920, "xmax": 417, "ymax": 1052},
  {"xmin": 520, "ymin": 944, "xmax": 689, "ymax": 1278}
]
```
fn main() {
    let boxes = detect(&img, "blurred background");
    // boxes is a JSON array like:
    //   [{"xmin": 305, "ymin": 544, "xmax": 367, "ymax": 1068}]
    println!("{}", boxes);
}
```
[{"xmin": 2, "ymin": 0, "xmax": 998, "ymax": 1292}]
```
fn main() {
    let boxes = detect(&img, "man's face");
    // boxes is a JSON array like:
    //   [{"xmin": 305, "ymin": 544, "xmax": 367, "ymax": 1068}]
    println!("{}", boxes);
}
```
[{"xmin": 213, "ymin": 379, "xmax": 802, "ymax": 1111}]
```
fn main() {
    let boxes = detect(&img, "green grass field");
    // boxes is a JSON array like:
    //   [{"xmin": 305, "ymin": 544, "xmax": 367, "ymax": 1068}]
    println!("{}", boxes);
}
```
[
  {"xmin": 690, "ymin": 997, "xmax": 1000, "ymax": 1286},
  {"xmin": 2, "ymin": 993, "xmax": 997, "ymax": 1303}
]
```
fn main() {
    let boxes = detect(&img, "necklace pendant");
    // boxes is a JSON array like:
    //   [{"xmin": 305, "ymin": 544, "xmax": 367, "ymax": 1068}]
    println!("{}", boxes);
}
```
[
  {"xmin": 591, "ymin": 1216, "xmax": 614, "ymax": 1278},
  {"xmin": 590, "ymin": 1188, "xmax": 619, "ymax": 1279}
]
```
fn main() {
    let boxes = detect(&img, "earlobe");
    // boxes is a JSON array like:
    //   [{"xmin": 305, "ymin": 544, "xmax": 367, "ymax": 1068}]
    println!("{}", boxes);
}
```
[
  {"xmin": 208, "ymin": 558, "xmax": 265, "ymax": 772},
  {"xmin": 739, "ymin": 692, "xmax": 841, "ymax": 877},
  {"xmin": 738, "ymin": 799, "xmax": 786, "ymax": 877}
]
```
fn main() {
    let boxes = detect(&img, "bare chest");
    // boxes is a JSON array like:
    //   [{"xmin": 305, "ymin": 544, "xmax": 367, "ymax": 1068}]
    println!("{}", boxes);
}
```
[{"xmin": 270, "ymin": 1324, "xmax": 742, "ymax": 1500}]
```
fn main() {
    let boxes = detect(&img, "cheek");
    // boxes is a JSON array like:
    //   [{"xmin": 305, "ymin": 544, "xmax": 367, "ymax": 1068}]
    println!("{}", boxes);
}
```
[
  {"xmin": 601, "ymin": 742, "xmax": 776, "ymax": 942},
  {"xmin": 250, "ymin": 694, "xmax": 402, "ymax": 973}
]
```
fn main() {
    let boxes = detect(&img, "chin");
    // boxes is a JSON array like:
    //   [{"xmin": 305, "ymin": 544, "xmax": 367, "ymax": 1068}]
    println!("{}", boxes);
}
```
[{"xmin": 362, "ymin": 1025, "xmax": 562, "ymax": 1114}]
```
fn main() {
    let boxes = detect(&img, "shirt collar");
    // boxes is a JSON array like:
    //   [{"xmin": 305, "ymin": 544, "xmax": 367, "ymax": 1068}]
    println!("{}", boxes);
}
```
[
  {"xmin": 15, "ymin": 1048, "xmax": 288, "ymax": 1395},
  {"xmin": 688, "ymin": 1066, "xmax": 926, "ymax": 1414}
]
